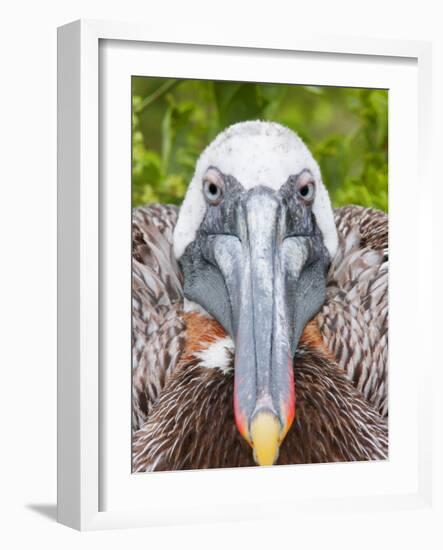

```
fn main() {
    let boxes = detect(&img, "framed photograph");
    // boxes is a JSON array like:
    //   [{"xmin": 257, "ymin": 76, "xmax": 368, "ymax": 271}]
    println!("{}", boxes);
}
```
[{"xmin": 57, "ymin": 19, "xmax": 433, "ymax": 530}]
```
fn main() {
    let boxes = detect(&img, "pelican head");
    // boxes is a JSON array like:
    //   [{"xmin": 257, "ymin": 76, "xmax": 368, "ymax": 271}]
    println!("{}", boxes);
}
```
[{"xmin": 173, "ymin": 121, "xmax": 338, "ymax": 466}]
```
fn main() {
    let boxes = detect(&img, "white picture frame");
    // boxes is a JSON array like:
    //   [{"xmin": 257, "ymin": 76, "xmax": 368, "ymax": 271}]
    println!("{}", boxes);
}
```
[{"xmin": 57, "ymin": 19, "xmax": 433, "ymax": 531}]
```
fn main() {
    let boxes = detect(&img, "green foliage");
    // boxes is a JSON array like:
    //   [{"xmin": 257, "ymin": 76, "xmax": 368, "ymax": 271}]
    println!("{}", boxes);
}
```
[{"xmin": 132, "ymin": 78, "xmax": 388, "ymax": 211}]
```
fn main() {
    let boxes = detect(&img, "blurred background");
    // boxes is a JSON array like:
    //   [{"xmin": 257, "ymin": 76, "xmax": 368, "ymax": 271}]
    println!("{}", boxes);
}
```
[{"xmin": 132, "ymin": 78, "xmax": 388, "ymax": 211}]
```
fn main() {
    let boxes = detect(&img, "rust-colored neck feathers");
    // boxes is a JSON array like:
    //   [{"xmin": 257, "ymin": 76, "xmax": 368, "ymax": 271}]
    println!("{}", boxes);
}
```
[
  {"xmin": 179, "ymin": 311, "xmax": 229, "ymax": 364},
  {"xmin": 180, "ymin": 311, "xmax": 331, "ymax": 365}
]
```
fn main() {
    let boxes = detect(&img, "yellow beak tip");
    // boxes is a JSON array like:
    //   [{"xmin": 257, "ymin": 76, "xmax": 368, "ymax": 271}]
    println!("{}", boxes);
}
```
[{"xmin": 250, "ymin": 412, "xmax": 281, "ymax": 466}]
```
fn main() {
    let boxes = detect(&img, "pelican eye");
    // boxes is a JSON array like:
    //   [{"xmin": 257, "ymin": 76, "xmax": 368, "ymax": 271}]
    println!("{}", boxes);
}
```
[
  {"xmin": 203, "ymin": 169, "xmax": 225, "ymax": 205},
  {"xmin": 296, "ymin": 174, "xmax": 315, "ymax": 203}
]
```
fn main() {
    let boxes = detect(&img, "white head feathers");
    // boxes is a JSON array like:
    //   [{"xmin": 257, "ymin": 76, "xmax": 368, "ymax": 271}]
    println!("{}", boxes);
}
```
[{"xmin": 173, "ymin": 121, "xmax": 338, "ymax": 259}]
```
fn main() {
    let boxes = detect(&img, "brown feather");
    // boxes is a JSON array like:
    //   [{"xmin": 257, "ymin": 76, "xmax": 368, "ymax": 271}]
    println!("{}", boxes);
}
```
[
  {"xmin": 132, "ymin": 204, "xmax": 185, "ymax": 430},
  {"xmin": 317, "ymin": 206, "xmax": 388, "ymax": 416},
  {"xmin": 132, "ymin": 336, "xmax": 387, "ymax": 471},
  {"xmin": 180, "ymin": 312, "xmax": 228, "ymax": 363}
]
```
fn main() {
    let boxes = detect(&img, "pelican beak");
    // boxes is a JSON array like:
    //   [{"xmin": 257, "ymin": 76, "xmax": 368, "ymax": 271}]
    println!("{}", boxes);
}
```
[
  {"xmin": 180, "ymin": 186, "xmax": 328, "ymax": 466},
  {"xmin": 224, "ymin": 192, "xmax": 298, "ymax": 465},
  {"xmin": 208, "ymin": 188, "xmax": 327, "ymax": 465}
]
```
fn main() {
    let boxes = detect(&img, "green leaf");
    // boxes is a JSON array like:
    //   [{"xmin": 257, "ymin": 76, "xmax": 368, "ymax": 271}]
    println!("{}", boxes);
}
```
[{"xmin": 131, "ymin": 77, "xmax": 388, "ymax": 212}]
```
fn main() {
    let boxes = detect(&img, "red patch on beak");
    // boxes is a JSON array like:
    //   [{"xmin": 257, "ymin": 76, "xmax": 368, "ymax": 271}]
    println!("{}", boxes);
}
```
[{"xmin": 281, "ymin": 355, "xmax": 296, "ymax": 438}]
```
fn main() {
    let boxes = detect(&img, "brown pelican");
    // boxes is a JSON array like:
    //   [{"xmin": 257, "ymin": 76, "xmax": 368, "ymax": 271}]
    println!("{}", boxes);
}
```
[{"xmin": 132, "ymin": 121, "xmax": 388, "ymax": 471}]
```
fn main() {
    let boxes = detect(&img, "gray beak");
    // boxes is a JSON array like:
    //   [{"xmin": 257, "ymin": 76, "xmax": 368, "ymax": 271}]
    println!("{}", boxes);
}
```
[
  {"xmin": 211, "ymin": 190, "xmax": 325, "ymax": 465},
  {"xmin": 180, "ymin": 185, "xmax": 328, "ymax": 465}
]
